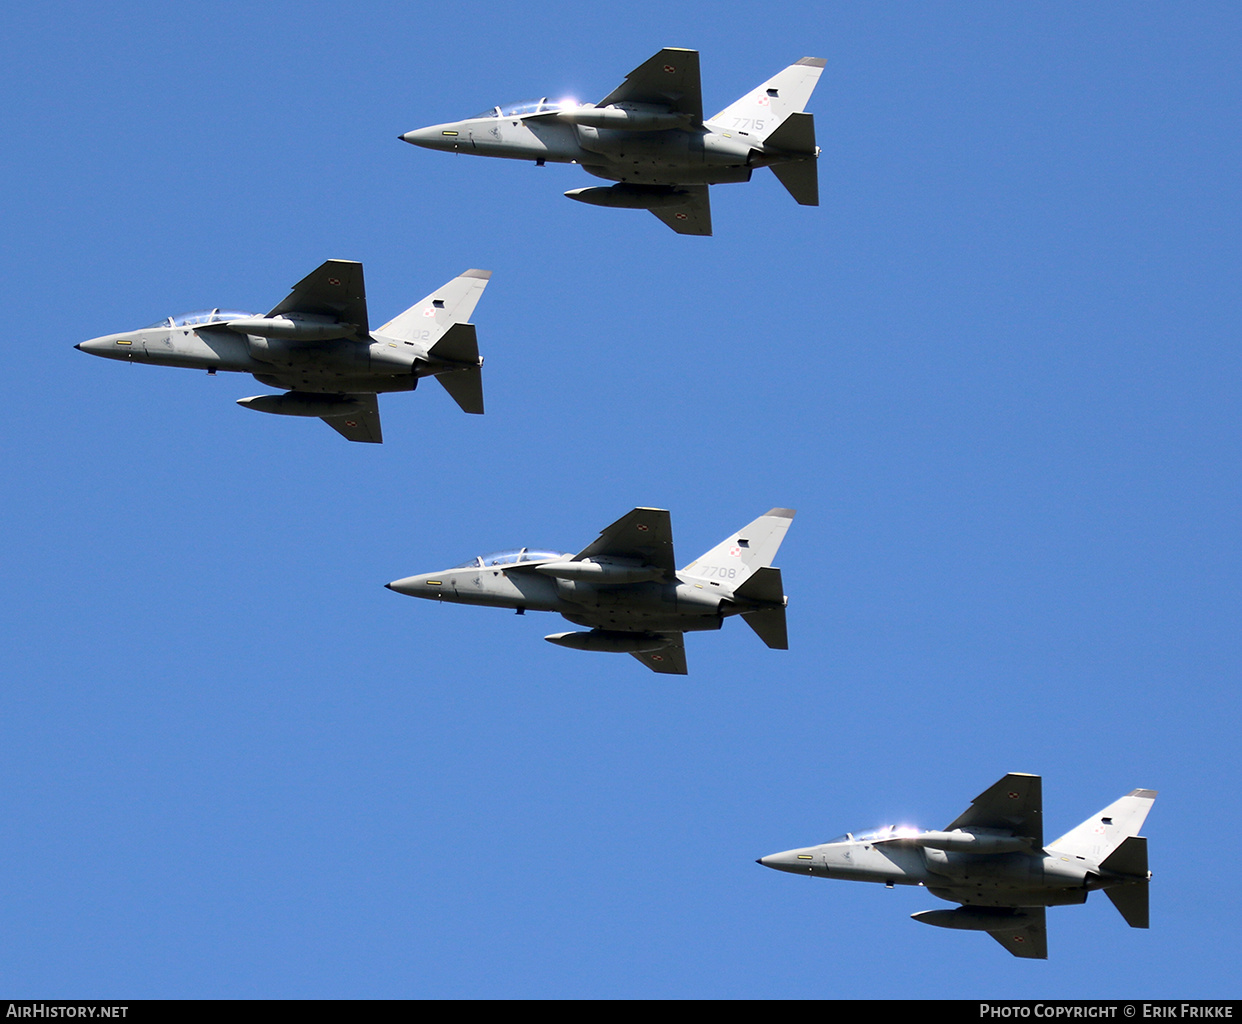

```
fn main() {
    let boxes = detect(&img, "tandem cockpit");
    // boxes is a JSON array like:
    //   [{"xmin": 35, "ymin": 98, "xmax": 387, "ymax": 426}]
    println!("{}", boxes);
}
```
[
  {"xmin": 143, "ymin": 309, "xmax": 257, "ymax": 329},
  {"xmin": 470, "ymin": 98, "xmax": 576, "ymax": 119},
  {"xmin": 825, "ymin": 825, "xmax": 922, "ymax": 845},
  {"xmin": 452, "ymin": 548, "xmax": 571, "ymax": 569}
]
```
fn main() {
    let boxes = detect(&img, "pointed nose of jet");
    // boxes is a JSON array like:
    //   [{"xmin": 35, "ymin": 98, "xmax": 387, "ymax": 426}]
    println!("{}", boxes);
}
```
[
  {"xmin": 756, "ymin": 848, "xmax": 817, "ymax": 875},
  {"xmin": 385, "ymin": 573, "xmax": 444, "ymax": 599},
  {"xmin": 400, "ymin": 124, "xmax": 465, "ymax": 151},
  {"xmin": 76, "ymin": 334, "xmax": 127, "ymax": 358}
]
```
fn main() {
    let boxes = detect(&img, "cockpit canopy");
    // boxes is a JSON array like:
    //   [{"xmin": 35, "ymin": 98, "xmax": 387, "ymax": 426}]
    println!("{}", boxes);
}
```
[
  {"xmin": 825, "ymin": 825, "xmax": 921, "ymax": 844},
  {"xmin": 471, "ymin": 97, "xmax": 576, "ymax": 119},
  {"xmin": 453, "ymin": 548, "xmax": 572, "ymax": 569},
  {"xmin": 144, "ymin": 309, "xmax": 256, "ymax": 329}
]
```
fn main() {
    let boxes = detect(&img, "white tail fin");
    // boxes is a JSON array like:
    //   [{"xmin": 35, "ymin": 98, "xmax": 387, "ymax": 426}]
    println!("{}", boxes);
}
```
[
  {"xmin": 680, "ymin": 508, "xmax": 795, "ymax": 586},
  {"xmin": 374, "ymin": 269, "xmax": 491, "ymax": 348},
  {"xmin": 708, "ymin": 57, "xmax": 825, "ymax": 141},
  {"xmin": 1047, "ymin": 789, "xmax": 1157, "ymax": 864}
]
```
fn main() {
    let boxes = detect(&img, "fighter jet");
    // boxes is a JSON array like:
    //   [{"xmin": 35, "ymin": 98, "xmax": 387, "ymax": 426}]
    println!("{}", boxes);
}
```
[
  {"xmin": 758, "ymin": 774, "xmax": 1156, "ymax": 959},
  {"xmin": 75, "ymin": 261, "xmax": 491, "ymax": 443},
  {"xmin": 401, "ymin": 49, "xmax": 825, "ymax": 235},
  {"xmin": 387, "ymin": 507, "xmax": 795, "ymax": 673}
]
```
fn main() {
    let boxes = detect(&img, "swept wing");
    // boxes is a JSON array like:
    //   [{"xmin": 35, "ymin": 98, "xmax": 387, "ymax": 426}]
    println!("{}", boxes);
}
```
[
  {"xmin": 573, "ymin": 507, "xmax": 677, "ymax": 575},
  {"xmin": 629, "ymin": 633, "xmax": 688, "ymax": 675},
  {"xmin": 266, "ymin": 259, "xmax": 369, "ymax": 340},
  {"xmin": 649, "ymin": 185, "xmax": 712, "ymax": 236},
  {"xmin": 986, "ymin": 908, "xmax": 1048, "ymax": 960},
  {"xmin": 322, "ymin": 393, "xmax": 382, "ymax": 444},
  {"xmin": 944, "ymin": 772, "xmax": 1043, "ymax": 848},
  {"xmin": 598, "ymin": 47, "xmax": 703, "ymax": 122}
]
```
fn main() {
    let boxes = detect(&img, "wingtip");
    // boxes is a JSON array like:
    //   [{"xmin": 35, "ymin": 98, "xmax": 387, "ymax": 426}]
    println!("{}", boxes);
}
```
[
  {"xmin": 796, "ymin": 57, "xmax": 827, "ymax": 68},
  {"xmin": 461, "ymin": 269, "xmax": 492, "ymax": 280},
  {"xmin": 765, "ymin": 508, "xmax": 796, "ymax": 519}
]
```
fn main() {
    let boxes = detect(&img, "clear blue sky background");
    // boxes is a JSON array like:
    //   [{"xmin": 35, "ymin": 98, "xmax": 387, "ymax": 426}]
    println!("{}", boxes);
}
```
[{"xmin": 2, "ymin": 1, "xmax": 1238, "ymax": 999}]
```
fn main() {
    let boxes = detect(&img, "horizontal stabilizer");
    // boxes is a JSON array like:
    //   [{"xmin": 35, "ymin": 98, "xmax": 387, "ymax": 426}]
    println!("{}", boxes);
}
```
[
  {"xmin": 765, "ymin": 111, "xmax": 817, "ymax": 155},
  {"xmin": 733, "ymin": 565, "xmax": 785, "ymax": 605},
  {"xmin": 741, "ymin": 607, "xmax": 788, "ymax": 650},
  {"xmin": 436, "ymin": 365, "xmax": 484, "ymax": 414},
  {"xmin": 770, "ymin": 160, "xmax": 819, "ymax": 206},
  {"xmin": 766, "ymin": 112, "xmax": 819, "ymax": 205},
  {"xmin": 1099, "ymin": 835, "xmax": 1148, "ymax": 879},
  {"xmin": 1103, "ymin": 876, "xmax": 1150, "ymax": 929},
  {"xmin": 428, "ymin": 322, "xmax": 479, "ymax": 364}
]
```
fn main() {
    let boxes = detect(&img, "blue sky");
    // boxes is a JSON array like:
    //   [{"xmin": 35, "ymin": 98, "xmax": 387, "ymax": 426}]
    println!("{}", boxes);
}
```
[{"xmin": 2, "ymin": 1, "xmax": 1239, "ymax": 999}]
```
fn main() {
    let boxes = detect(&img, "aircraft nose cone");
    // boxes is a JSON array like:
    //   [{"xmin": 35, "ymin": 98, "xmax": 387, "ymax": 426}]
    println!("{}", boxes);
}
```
[
  {"xmin": 400, "ymin": 125, "xmax": 462, "ymax": 151},
  {"xmin": 76, "ymin": 336, "xmax": 119, "ymax": 357},
  {"xmin": 756, "ymin": 849, "xmax": 813, "ymax": 874},
  {"xmin": 386, "ymin": 574, "xmax": 441, "ymax": 598}
]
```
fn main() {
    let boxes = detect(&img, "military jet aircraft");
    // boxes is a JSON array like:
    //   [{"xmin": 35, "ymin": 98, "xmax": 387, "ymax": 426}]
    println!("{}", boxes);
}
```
[
  {"xmin": 75, "ymin": 261, "xmax": 491, "ymax": 443},
  {"xmin": 401, "ymin": 49, "xmax": 825, "ymax": 235},
  {"xmin": 387, "ymin": 507, "xmax": 795, "ymax": 673},
  {"xmin": 758, "ymin": 774, "xmax": 1156, "ymax": 959}
]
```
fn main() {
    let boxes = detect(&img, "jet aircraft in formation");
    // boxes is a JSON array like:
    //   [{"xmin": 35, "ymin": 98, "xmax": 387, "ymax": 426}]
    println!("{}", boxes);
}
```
[
  {"xmin": 758, "ymin": 773, "xmax": 1156, "ymax": 959},
  {"xmin": 74, "ymin": 49, "xmax": 1159, "ymax": 962},
  {"xmin": 387, "ymin": 507, "xmax": 795, "ymax": 674},
  {"xmin": 402, "ymin": 48, "xmax": 825, "ymax": 235},
  {"xmin": 76, "ymin": 261, "xmax": 491, "ymax": 443}
]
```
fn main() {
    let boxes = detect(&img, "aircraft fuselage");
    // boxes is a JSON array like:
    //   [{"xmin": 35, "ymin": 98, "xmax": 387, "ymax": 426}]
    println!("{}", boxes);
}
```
[
  {"xmin": 759, "ymin": 837, "xmax": 1104, "ymax": 909},
  {"xmin": 77, "ymin": 322, "xmax": 440, "ymax": 395},
  {"xmin": 388, "ymin": 562, "xmax": 738, "ymax": 634},
  {"xmin": 402, "ymin": 117, "xmax": 777, "ymax": 187}
]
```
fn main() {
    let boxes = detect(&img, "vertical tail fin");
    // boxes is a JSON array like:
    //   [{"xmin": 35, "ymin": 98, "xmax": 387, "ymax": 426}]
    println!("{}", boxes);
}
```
[
  {"xmin": 1048, "ymin": 789, "xmax": 1157, "ymax": 863},
  {"xmin": 681, "ymin": 508, "xmax": 795, "ymax": 586},
  {"xmin": 374, "ymin": 268, "xmax": 492, "ymax": 348},
  {"xmin": 374, "ymin": 270, "xmax": 491, "ymax": 415},
  {"xmin": 708, "ymin": 57, "xmax": 825, "ymax": 141}
]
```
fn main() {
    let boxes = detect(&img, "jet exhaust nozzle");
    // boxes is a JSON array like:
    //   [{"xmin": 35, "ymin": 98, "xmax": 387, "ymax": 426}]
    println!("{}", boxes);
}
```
[
  {"xmin": 237, "ymin": 393, "xmax": 367, "ymax": 418},
  {"xmin": 911, "ymin": 908, "xmax": 1034, "ymax": 933},
  {"xmin": 545, "ymin": 630, "xmax": 671, "ymax": 654},
  {"xmin": 564, "ymin": 185, "xmax": 693, "ymax": 210}
]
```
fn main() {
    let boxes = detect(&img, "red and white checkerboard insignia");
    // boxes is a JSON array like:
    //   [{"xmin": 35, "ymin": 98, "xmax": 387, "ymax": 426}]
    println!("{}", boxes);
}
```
[
  {"xmin": 730, "ymin": 546, "xmax": 741, "ymax": 557},
  {"xmin": 663, "ymin": 65, "xmax": 675, "ymax": 73},
  {"xmin": 1008, "ymin": 791, "xmax": 1020, "ymax": 799},
  {"xmin": 675, "ymin": 212, "xmax": 688, "ymax": 220},
  {"xmin": 344, "ymin": 420, "xmax": 357, "ymax": 428},
  {"xmin": 328, "ymin": 277, "xmax": 341, "ymax": 286},
  {"xmin": 423, "ymin": 307, "xmax": 436, "ymax": 317},
  {"xmin": 636, "ymin": 524, "xmax": 649, "ymax": 532}
]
